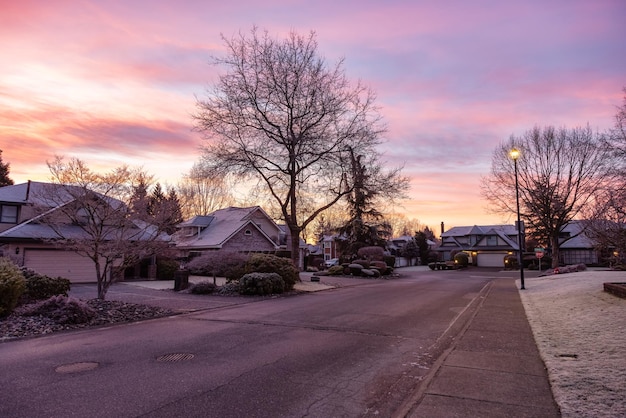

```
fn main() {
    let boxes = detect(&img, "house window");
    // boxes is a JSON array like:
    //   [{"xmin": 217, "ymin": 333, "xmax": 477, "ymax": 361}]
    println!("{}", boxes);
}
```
[
  {"xmin": 0, "ymin": 205, "xmax": 18, "ymax": 223},
  {"xmin": 244, "ymin": 229, "xmax": 252, "ymax": 236},
  {"xmin": 487, "ymin": 236, "xmax": 497, "ymax": 246}
]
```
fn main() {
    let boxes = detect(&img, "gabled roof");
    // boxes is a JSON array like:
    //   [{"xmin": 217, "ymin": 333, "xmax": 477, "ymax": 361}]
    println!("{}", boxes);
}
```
[
  {"xmin": 441, "ymin": 224, "xmax": 518, "ymax": 237},
  {"xmin": 0, "ymin": 181, "xmax": 168, "ymax": 243},
  {"xmin": 0, "ymin": 181, "xmax": 75, "ymax": 206},
  {"xmin": 175, "ymin": 206, "xmax": 281, "ymax": 249}
]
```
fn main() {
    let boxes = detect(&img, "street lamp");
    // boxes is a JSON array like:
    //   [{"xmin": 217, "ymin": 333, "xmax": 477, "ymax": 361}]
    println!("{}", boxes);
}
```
[{"xmin": 510, "ymin": 148, "xmax": 525, "ymax": 290}]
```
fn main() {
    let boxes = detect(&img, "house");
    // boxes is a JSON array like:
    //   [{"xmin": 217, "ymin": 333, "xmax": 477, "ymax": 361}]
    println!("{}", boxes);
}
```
[
  {"xmin": 438, "ymin": 224, "xmax": 520, "ymax": 267},
  {"xmin": 174, "ymin": 206, "xmax": 284, "ymax": 259},
  {"xmin": 0, "ymin": 181, "xmax": 167, "ymax": 282},
  {"xmin": 438, "ymin": 221, "xmax": 605, "ymax": 267},
  {"xmin": 558, "ymin": 221, "xmax": 600, "ymax": 265},
  {"xmin": 319, "ymin": 234, "xmax": 342, "ymax": 262}
]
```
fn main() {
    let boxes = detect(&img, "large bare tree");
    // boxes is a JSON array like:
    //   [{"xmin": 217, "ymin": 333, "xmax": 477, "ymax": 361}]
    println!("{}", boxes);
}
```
[
  {"xmin": 194, "ymin": 28, "xmax": 406, "ymax": 266},
  {"xmin": 175, "ymin": 161, "xmax": 236, "ymax": 219},
  {"xmin": 36, "ymin": 157, "xmax": 170, "ymax": 299},
  {"xmin": 481, "ymin": 125, "xmax": 609, "ymax": 267},
  {"xmin": 584, "ymin": 89, "xmax": 626, "ymax": 264}
]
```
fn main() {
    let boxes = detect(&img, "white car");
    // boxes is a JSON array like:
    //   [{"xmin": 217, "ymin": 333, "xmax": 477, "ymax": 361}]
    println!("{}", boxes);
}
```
[{"xmin": 324, "ymin": 258, "xmax": 339, "ymax": 268}]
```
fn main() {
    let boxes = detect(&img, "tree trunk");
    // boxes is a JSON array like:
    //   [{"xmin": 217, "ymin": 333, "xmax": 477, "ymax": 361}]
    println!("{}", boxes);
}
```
[
  {"xmin": 550, "ymin": 234, "xmax": 560, "ymax": 268},
  {"xmin": 290, "ymin": 225, "xmax": 301, "ymax": 270}
]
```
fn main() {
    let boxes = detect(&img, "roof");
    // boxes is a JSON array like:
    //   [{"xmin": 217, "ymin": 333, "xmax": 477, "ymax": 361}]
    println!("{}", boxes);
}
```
[
  {"xmin": 442, "ymin": 224, "xmax": 518, "ymax": 237},
  {"xmin": 0, "ymin": 181, "xmax": 168, "ymax": 243},
  {"xmin": 175, "ymin": 206, "xmax": 281, "ymax": 249},
  {"xmin": 0, "ymin": 181, "xmax": 73, "ymax": 206}
]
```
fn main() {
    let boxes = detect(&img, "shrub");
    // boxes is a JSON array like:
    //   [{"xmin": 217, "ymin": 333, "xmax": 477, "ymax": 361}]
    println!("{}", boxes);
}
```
[
  {"xmin": 0, "ymin": 258, "xmax": 26, "ymax": 317},
  {"xmin": 383, "ymin": 255, "xmax": 396, "ymax": 268},
  {"xmin": 190, "ymin": 281, "xmax": 217, "ymax": 295},
  {"xmin": 352, "ymin": 259, "xmax": 370, "ymax": 269},
  {"xmin": 157, "ymin": 258, "xmax": 180, "ymax": 280},
  {"xmin": 23, "ymin": 295, "xmax": 96, "ymax": 324},
  {"xmin": 327, "ymin": 265, "xmax": 344, "ymax": 275},
  {"xmin": 503, "ymin": 255, "xmax": 518, "ymax": 269},
  {"xmin": 239, "ymin": 272, "xmax": 285, "ymax": 296},
  {"xmin": 454, "ymin": 252, "xmax": 469, "ymax": 268},
  {"xmin": 21, "ymin": 268, "xmax": 70, "ymax": 301},
  {"xmin": 244, "ymin": 253, "xmax": 299, "ymax": 291},
  {"xmin": 348, "ymin": 263, "xmax": 364, "ymax": 276},
  {"xmin": 186, "ymin": 251, "xmax": 249, "ymax": 281},
  {"xmin": 357, "ymin": 246, "xmax": 385, "ymax": 261}
]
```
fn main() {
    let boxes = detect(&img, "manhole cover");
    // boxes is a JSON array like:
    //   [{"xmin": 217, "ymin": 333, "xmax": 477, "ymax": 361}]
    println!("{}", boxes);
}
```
[
  {"xmin": 156, "ymin": 353, "xmax": 195, "ymax": 362},
  {"xmin": 55, "ymin": 362, "xmax": 99, "ymax": 374}
]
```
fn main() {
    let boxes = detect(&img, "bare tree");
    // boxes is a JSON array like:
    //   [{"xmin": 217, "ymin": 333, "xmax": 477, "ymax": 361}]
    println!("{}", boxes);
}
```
[
  {"xmin": 36, "ymin": 157, "xmax": 170, "ymax": 299},
  {"xmin": 584, "ymin": 89, "xmax": 626, "ymax": 264},
  {"xmin": 175, "ymin": 161, "xmax": 236, "ymax": 219},
  {"xmin": 481, "ymin": 125, "xmax": 608, "ymax": 267},
  {"xmin": 194, "ymin": 27, "xmax": 406, "ymax": 266}
]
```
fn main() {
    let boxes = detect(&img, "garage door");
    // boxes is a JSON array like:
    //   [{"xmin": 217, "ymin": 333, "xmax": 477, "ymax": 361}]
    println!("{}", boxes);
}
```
[
  {"xmin": 24, "ymin": 249, "xmax": 98, "ymax": 283},
  {"xmin": 477, "ymin": 253, "xmax": 506, "ymax": 267}
]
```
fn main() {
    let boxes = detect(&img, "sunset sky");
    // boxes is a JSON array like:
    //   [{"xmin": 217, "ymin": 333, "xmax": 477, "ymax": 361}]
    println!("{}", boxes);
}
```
[{"xmin": 1, "ymin": 0, "xmax": 625, "ymax": 232}]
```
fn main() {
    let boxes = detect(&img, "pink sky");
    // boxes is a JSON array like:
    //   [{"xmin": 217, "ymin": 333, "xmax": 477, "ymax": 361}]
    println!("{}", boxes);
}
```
[{"xmin": 1, "ymin": 0, "xmax": 624, "ymax": 232}]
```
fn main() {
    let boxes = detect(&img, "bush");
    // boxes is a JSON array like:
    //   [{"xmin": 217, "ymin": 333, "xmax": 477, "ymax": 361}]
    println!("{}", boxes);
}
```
[
  {"xmin": 23, "ymin": 295, "xmax": 96, "ymax": 324},
  {"xmin": 186, "ymin": 251, "xmax": 249, "ymax": 281},
  {"xmin": 383, "ymin": 255, "xmax": 396, "ymax": 268},
  {"xmin": 370, "ymin": 260, "xmax": 391, "ymax": 275},
  {"xmin": 504, "ymin": 255, "xmax": 518, "ymax": 269},
  {"xmin": 244, "ymin": 253, "xmax": 299, "ymax": 291},
  {"xmin": 352, "ymin": 259, "xmax": 370, "ymax": 269},
  {"xmin": 190, "ymin": 281, "xmax": 217, "ymax": 295},
  {"xmin": 157, "ymin": 258, "xmax": 180, "ymax": 280},
  {"xmin": 327, "ymin": 265, "xmax": 344, "ymax": 275},
  {"xmin": 0, "ymin": 258, "xmax": 26, "ymax": 317},
  {"xmin": 239, "ymin": 272, "xmax": 285, "ymax": 296},
  {"xmin": 21, "ymin": 268, "xmax": 70, "ymax": 301},
  {"xmin": 348, "ymin": 263, "xmax": 364, "ymax": 276},
  {"xmin": 454, "ymin": 252, "xmax": 469, "ymax": 268},
  {"xmin": 357, "ymin": 246, "xmax": 385, "ymax": 261}
]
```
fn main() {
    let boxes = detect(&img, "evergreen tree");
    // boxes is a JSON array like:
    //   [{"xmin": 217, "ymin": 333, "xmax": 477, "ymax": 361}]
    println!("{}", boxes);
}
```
[
  {"xmin": 415, "ymin": 231, "xmax": 431, "ymax": 265},
  {"xmin": 0, "ymin": 150, "xmax": 14, "ymax": 187},
  {"xmin": 338, "ymin": 149, "xmax": 391, "ymax": 255}
]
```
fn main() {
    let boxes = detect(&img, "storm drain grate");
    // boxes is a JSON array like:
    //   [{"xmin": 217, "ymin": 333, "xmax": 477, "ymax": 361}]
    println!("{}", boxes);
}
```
[
  {"xmin": 557, "ymin": 353, "xmax": 578, "ymax": 359},
  {"xmin": 156, "ymin": 353, "xmax": 195, "ymax": 362}
]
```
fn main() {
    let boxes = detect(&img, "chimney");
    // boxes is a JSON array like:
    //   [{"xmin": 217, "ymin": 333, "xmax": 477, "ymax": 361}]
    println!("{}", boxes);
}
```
[
  {"xmin": 25, "ymin": 180, "xmax": 31, "ymax": 201},
  {"xmin": 440, "ymin": 221, "xmax": 445, "ymax": 237}
]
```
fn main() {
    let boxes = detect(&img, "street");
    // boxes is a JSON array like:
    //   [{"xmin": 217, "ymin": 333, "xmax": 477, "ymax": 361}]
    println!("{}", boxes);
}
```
[{"xmin": 0, "ymin": 269, "xmax": 500, "ymax": 417}]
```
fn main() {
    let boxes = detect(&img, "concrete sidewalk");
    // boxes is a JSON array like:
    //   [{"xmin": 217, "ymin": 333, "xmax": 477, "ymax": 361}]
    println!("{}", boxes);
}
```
[{"xmin": 405, "ymin": 278, "xmax": 560, "ymax": 417}]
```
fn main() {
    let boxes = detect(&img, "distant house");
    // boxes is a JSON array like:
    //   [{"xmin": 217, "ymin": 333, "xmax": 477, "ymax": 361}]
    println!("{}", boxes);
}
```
[
  {"xmin": 174, "ymin": 206, "xmax": 283, "ymax": 259},
  {"xmin": 558, "ymin": 221, "xmax": 600, "ymax": 265},
  {"xmin": 438, "ymin": 224, "xmax": 520, "ymax": 267},
  {"xmin": 0, "ymin": 181, "xmax": 166, "ymax": 282},
  {"xmin": 319, "ymin": 234, "xmax": 342, "ymax": 261},
  {"xmin": 438, "ymin": 221, "xmax": 604, "ymax": 267}
]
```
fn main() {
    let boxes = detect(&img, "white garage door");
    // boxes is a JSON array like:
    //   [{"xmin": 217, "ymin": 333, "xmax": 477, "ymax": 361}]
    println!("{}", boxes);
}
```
[
  {"xmin": 24, "ymin": 249, "xmax": 98, "ymax": 283},
  {"xmin": 477, "ymin": 253, "xmax": 506, "ymax": 268}
]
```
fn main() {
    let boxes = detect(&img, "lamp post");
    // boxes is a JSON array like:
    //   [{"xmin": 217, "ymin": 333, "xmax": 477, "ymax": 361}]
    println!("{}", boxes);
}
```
[{"xmin": 510, "ymin": 148, "xmax": 525, "ymax": 290}]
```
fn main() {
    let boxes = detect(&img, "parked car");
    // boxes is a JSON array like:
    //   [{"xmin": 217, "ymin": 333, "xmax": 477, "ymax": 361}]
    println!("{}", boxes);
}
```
[{"xmin": 324, "ymin": 258, "xmax": 339, "ymax": 268}]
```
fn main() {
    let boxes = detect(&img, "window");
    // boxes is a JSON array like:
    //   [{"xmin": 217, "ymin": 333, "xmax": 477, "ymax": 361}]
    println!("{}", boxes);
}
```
[
  {"xmin": 244, "ymin": 229, "xmax": 252, "ymax": 236},
  {"xmin": 487, "ymin": 236, "xmax": 498, "ymax": 246},
  {"xmin": 0, "ymin": 205, "xmax": 18, "ymax": 223}
]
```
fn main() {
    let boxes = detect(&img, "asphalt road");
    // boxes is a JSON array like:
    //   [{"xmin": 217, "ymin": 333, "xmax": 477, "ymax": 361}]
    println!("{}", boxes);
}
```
[{"xmin": 0, "ymin": 269, "xmax": 501, "ymax": 417}]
